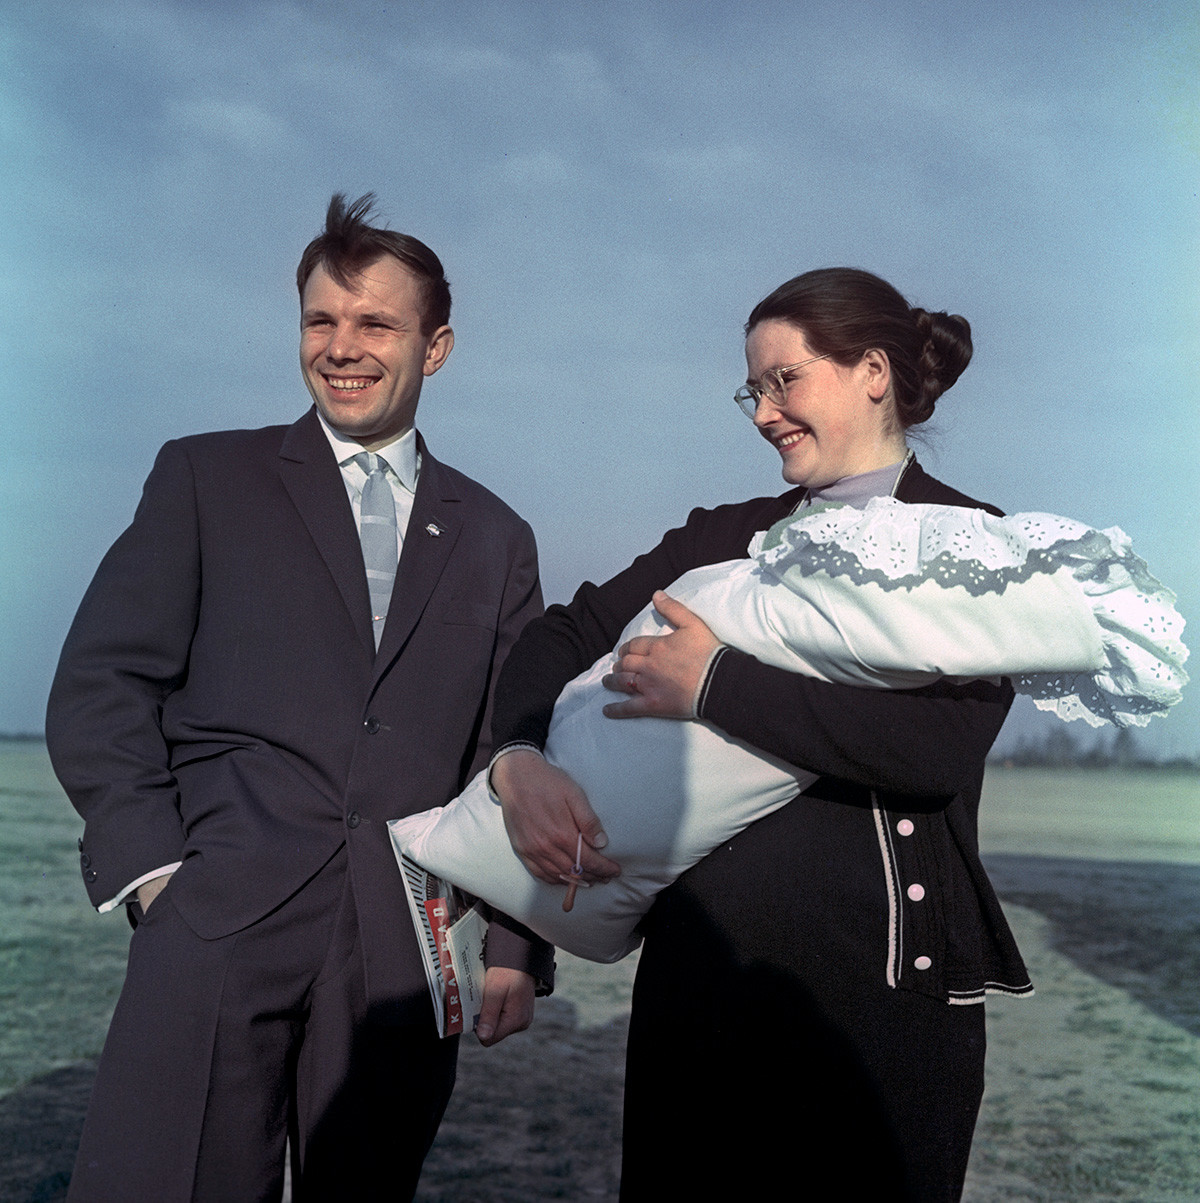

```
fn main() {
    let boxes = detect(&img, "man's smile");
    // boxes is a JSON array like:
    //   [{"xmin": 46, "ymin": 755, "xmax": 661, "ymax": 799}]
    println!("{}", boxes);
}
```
[{"xmin": 323, "ymin": 375, "xmax": 379, "ymax": 392}]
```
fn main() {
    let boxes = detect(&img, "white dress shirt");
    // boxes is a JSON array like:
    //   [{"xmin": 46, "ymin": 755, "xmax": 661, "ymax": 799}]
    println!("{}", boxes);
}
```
[{"xmin": 315, "ymin": 410, "xmax": 422, "ymax": 553}]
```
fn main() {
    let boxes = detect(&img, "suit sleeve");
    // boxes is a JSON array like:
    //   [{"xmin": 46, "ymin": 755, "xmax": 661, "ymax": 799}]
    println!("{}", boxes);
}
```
[
  {"xmin": 474, "ymin": 517, "xmax": 558, "ymax": 988},
  {"xmin": 465, "ymin": 516, "xmax": 544, "ymax": 776},
  {"xmin": 45, "ymin": 441, "xmax": 199, "ymax": 909},
  {"xmin": 490, "ymin": 507, "xmax": 715, "ymax": 751}
]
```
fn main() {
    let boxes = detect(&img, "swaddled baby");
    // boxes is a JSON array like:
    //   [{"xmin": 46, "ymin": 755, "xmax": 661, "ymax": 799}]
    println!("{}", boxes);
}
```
[{"xmin": 390, "ymin": 498, "xmax": 1187, "ymax": 962}]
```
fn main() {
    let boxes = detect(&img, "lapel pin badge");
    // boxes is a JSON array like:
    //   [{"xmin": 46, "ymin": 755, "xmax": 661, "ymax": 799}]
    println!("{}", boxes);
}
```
[{"xmin": 425, "ymin": 522, "xmax": 443, "ymax": 537}]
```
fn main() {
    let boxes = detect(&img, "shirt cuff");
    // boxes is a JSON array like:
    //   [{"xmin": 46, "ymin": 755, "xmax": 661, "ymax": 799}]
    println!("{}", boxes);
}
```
[{"xmin": 97, "ymin": 863, "xmax": 182, "ymax": 914}]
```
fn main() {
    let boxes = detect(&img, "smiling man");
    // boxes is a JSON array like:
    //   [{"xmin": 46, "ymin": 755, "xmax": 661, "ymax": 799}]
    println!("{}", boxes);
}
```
[
  {"xmin": 299, "ymin": 249, "xmax": 453, "ymax": 450},
  {"xmin": 46, "ymin": 194, "xmax": 550, "ymax": 1202}
]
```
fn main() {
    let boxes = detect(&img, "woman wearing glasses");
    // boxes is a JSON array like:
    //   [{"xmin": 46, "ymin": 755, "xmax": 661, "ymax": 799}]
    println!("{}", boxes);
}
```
[{"xmin": 491, "ymin": 268, "xmax": 1029, "ymax": 1201}]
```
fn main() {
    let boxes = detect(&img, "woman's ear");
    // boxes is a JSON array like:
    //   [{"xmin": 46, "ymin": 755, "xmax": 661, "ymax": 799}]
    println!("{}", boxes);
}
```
[{"xmin": 861, "ymin": 348, "xmax": 891, "ymax": 402}]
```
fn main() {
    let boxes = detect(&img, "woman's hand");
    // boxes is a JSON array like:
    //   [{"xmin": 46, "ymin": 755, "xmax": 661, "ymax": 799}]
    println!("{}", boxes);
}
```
[
  {"xmin": 492, "ymin": 749, "xmax": 620, "ymax": 885},
  {"xmin": 602, "ymin": 591, "xmax": 721, "ymax": 719}
]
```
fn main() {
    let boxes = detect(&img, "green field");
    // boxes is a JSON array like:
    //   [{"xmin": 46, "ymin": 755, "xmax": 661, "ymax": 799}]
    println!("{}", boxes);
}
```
[
  {"xmin": 4, "ymin": 743, "xmax": 1199, "ymax": 1201},
  {"xmin": 979, "ymin": 765, "xmax": 1200, "ymax": 866}
]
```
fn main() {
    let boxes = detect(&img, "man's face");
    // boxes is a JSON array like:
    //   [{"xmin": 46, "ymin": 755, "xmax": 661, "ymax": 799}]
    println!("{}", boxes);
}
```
[{"xmin": 300, "ymin": 256, "xmax": 453, "ymax": 450}]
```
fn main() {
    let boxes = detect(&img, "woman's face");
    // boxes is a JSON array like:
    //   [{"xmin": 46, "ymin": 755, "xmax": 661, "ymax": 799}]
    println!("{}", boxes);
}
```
[{"xmin": 744, "ymin": 319, "xmax": 904, "ymax": 488}]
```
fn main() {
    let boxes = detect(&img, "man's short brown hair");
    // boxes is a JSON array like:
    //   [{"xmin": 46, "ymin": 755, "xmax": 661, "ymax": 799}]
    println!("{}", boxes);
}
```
[{"xmin": 297, "ymin": 193, "xmax": 451, "ymax": 334}]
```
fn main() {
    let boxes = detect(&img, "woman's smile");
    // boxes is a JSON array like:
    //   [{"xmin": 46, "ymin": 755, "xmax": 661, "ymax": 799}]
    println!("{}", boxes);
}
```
[{"xmin": 745, "ymin": 318, "xmax": 906, "ymax": 488}]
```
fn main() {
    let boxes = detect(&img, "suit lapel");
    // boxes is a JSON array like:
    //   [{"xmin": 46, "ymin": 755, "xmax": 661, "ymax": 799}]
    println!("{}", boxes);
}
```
[
  {"xmin": 372, "ymin": 439, "xmax": 463, "ymax": 681},
  {"xmin": 277, "ymin": 410, "xmax": 376, "ymax": 656}
]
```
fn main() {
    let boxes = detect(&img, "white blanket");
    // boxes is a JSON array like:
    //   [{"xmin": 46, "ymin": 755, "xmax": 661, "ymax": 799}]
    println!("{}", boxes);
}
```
[{"xmin": 389, "ymin": 499, "xmax": 1187, "ymax": 963}]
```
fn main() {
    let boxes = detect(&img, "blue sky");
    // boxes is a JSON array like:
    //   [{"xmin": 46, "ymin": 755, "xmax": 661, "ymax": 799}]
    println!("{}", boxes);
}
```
[{"xmin": 3, "ymin": 0, "xmax": 1197, "ymax": 757}]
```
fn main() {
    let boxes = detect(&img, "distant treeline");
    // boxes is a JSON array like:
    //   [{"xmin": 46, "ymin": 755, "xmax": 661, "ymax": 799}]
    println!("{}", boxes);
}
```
[{"xmin": 992, "ymin": 725, "xmax": 1199, "ymax": 771}]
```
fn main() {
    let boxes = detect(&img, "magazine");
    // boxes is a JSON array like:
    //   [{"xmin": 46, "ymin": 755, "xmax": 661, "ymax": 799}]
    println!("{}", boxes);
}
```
[{"xmin": 392, "ymin": 842, "xmax": 488, "ymax": 1039}]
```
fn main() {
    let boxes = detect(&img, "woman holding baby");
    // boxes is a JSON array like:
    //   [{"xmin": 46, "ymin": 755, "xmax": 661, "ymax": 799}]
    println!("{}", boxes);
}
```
[{"xmin": 490, "ymin": 269, "xmax": 1030, "ymax": 1201}]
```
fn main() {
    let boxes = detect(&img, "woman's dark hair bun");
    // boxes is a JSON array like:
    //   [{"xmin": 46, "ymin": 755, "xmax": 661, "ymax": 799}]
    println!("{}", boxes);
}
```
[
  {"xmin": 747, "ymin": 268, "xmax": 974, "ymax": 430},
  {"xmin": 909, "ymin": 309, "xmax": 973, "ymax": 425}
]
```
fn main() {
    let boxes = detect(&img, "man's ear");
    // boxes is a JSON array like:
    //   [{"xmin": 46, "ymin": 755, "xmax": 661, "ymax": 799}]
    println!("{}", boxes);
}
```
[{"xmin": 424, "ymin": 326, "xmax": 454, "ymax": 377}]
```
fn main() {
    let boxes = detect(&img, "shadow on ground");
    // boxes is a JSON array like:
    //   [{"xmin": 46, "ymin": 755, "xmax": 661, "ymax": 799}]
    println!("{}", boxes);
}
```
[
  {"xmin": 0, "ymin": 1062, "xmax": 90, "ymax": 1203},
  {"xmin": 415, "ymin": 995, "xmax": 627, "ymax": 1202},
  {"xmin": 0, "ymin": 997, "xmax": 626, "ymax": 1203},
  {"xmin": 985, "ymin": 854, "xmax": 1200, "ymax": 1036}
]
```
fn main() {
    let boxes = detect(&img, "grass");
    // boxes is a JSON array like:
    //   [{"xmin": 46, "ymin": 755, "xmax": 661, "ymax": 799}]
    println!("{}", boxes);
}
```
[{"xmin": 0, "ymin": 742, "xmax": 130, "ymax": 1093}]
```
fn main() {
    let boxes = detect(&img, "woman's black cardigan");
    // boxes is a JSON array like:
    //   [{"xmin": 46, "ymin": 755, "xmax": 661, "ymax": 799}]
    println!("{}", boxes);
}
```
[{"xmin": 491, "ymin": 460, "xmax": 1033, "ymax": 1003}]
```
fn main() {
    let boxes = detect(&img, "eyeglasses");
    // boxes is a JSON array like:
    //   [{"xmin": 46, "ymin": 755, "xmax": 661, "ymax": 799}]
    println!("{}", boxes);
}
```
[{"xmin": 734, "ymin": 353, "xmax": 832, "ymax": 419}]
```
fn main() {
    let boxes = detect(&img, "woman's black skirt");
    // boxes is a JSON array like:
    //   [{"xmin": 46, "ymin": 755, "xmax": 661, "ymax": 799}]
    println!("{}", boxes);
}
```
[{"xmin": 620, "ymin": 783, "xmax": 986, "ymax": 1202}]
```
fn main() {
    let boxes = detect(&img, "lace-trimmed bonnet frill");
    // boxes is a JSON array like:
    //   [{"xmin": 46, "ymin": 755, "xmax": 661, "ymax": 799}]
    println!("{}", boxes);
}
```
[{"xmin": 751, "ymin": 496, "xmax": 1188, "ymax": 728}]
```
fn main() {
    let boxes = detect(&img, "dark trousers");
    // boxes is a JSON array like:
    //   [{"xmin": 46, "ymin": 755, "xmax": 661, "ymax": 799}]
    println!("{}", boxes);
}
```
[
  {"xmin": 68, "ymin": 851, "xmax": 457, "ymax": 1203},
  {"xmin": 620, "ymin": 794, "xmax": 986, "ymax": 1203}
]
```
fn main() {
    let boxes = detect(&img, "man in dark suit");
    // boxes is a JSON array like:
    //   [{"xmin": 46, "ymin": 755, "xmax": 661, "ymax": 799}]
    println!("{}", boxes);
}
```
[{"xmin": 46, "ymin": 194, "xmax": 551, "ymax": 1202}]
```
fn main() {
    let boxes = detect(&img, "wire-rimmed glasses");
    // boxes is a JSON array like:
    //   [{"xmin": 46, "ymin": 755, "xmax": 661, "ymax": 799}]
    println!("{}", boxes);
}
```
[{"xmin": 734, "ymin": 353, "xmax": 832, "ymax": 419}]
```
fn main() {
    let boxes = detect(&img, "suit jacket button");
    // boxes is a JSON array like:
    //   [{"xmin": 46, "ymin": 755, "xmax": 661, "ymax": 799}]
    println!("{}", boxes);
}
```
[
  {"xmin": 84, "ymin": 869, "xmax": 97, "ymax": 884},
  {"xmin": 364, "ymin": 716, "xmax": 380, "ymax": 734},
  {"xmin": 347, "ymin": 812, "xmax": 361, "ymax": 829},
  {"xmin": 80, "ymin": 853, "xmax": 91, "ymax": 868}
]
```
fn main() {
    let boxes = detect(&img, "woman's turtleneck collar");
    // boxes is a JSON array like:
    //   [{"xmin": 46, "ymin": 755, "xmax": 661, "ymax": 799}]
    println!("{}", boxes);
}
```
[{"xmin": 802, "ymin": 449, "xmax": 915, "ymax": 510}]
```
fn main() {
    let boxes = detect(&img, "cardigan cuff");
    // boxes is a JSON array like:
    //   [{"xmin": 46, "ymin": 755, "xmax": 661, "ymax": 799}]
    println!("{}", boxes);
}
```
[
  {"xmin": 695, "ymin": 643, "xmax": 759, "ymax": 734},
  {"xmin": 692, "ymin": 644, "xmax": 730, "ymax": 718},
  {"xmin": 487, "ymin": 741, "xmax": 545, "ymax": 802}
]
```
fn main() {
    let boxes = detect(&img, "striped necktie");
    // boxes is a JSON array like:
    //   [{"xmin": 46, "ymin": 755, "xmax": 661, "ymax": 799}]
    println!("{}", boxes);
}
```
[{"xmin": 353, "ymin": 452, "xmax": 398, "ymax": 649}]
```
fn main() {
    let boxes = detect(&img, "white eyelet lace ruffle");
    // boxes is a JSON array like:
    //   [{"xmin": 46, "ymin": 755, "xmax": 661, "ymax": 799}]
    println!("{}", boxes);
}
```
[{"xmin": 751, "ymin": 496, "xmax": 1188, "ymax": 728}]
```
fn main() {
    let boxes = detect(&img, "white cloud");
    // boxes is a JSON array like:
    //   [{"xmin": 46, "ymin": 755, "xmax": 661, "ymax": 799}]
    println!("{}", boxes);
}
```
[{"xmin": 165, "ymin": 98, "xmax": 288, "ymax": 150}]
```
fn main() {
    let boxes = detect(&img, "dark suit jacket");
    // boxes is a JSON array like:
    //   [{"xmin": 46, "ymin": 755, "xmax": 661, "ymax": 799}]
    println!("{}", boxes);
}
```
[{"xmin": 47, "ymin": 408, "xmax": 550, "ymax": 1005}]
